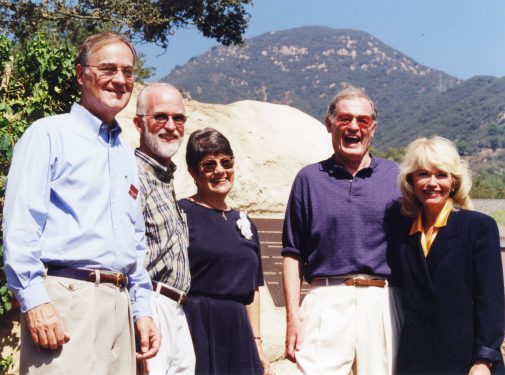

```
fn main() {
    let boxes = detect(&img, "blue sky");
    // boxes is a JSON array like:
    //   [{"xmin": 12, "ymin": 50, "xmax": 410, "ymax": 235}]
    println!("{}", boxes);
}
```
[{"xmin": 136, "ymin": 0, "xmax": 505, "ymax": 81}]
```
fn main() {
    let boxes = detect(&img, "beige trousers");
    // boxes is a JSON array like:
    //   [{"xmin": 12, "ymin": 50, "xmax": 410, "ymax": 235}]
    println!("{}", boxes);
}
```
[
  {"xmin": 20, "ymin": 274, "xmax": 135, "ymax": 375},
  {"xmin": 296, "ymin": 284, "xmax": 403, "ymax": 375}
]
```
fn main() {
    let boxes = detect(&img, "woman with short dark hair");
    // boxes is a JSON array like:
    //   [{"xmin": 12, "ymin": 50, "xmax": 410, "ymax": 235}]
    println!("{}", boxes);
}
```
[{"xmin": 179, "ymin": 128, "xmax": 271, "ymax": 375}]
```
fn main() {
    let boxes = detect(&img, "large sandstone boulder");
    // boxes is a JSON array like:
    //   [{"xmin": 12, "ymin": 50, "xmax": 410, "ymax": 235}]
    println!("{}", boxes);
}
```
[{"xmin": 117, "ymin": 85, "xmax": 333, "ymax": 215}]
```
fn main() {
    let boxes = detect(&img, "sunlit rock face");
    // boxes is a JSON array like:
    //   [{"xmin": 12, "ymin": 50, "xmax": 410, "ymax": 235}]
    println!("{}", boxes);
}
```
[{"xmin": 117, "ymin": 85, "xmax": 333, "ymax": 214}]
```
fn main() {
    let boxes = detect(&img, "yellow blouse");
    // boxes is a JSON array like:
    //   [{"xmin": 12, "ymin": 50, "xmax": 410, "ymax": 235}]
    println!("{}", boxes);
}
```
[{"xmin": 409, "ymin": 200, "xmax": 453, "ymax": 257}]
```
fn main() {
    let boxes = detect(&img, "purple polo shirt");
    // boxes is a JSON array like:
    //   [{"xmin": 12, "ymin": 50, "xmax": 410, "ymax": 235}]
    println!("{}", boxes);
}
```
[{"xmin": 282, "ymin": 155, "xmax": 400, "ymax": 283}]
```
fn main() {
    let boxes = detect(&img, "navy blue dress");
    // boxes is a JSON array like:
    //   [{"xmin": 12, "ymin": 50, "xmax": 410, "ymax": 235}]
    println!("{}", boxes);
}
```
[{"xmin": 178, "ymin": 199, "xmax": 264, "ymax": 375}]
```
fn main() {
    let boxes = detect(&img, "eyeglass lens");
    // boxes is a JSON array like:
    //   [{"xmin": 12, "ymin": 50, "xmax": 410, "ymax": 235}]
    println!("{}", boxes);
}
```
[
  {"xmin": 96, "ymin": 63, "xmax": 135, "ymax": 79},
  {"xmin": 335, "ymin": 112, "xmax": 373, "ymax": 128},
  {"xmin": 153, "ymin": 113, "xmax": 187, "ymax": 125},
  {"xmin": 201, "ymin": 158, "xmax": 234, "ymax": 172}
]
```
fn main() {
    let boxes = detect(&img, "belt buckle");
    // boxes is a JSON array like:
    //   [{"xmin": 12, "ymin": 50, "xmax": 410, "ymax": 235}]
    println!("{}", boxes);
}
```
[
  {"xmin": 115, "ymin": 273, "xmax": 126, "ymax": 288},
  {"xmin": 177, "ymin": 293, "xmax": 184, "ymax": 306},
  {"xmin": 353, "ymin": 278, "xmax": 364, "ymax": 287}
]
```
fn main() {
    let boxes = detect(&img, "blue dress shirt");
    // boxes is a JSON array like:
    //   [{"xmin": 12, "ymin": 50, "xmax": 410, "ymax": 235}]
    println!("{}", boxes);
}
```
[{"xmin": 2, "ymin": 103, "xmax": 152, "ymax": 319}]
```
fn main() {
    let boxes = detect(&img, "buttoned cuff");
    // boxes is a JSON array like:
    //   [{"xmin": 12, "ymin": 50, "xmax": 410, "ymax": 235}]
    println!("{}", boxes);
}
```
[
  {"xmin": 130, "ymin": 286, "xmax": 152, "ymax": 321},
  {"xmin": 16, "ymin": 282, "xmax": 50, "ymax": 313}
]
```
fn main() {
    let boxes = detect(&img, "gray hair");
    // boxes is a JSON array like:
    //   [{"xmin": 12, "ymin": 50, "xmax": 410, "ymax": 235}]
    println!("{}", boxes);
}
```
[
  {"xmin": 325, "ymin": 85, "xmax": 378, "ymax": 122},
  {"xmin": 136, "ymin": 83, "xmax": 180, "ymax": 115},
  {"xmin": 75, "ymin": 32, "xmax": 136, "ymax": 66}
]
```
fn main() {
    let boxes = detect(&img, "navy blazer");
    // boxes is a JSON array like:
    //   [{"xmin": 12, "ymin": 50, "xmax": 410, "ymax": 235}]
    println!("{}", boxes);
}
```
[{"xmin": 395, "ymin": 209, "xmax": 505, "ymax": 374}]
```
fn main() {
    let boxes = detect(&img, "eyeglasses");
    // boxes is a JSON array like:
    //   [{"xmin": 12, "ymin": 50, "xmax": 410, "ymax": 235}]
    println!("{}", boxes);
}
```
[
  {"xmin": 334, "ymin": 112, "xmax": 374, "ymax": 128},
  {"xmin": 200, "ymin": 157, "xmax": 235, "ymax": 173},
  {"xmin": 137, "ymin": 113, "xmax": 188, "ymax": 127},
  {"xmin": 84, "ymin": 63, "xmax": 136, "ymax": 81}
]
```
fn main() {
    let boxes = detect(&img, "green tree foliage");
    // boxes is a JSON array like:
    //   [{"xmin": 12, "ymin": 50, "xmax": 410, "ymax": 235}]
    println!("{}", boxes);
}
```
[
  {"xmin": 0, "ymin": 33, "xmax": 78, "ymax": 162},
  {"xmin": 373, "ymin": 146, "xmax": 405, "ymax": 163},
  {"xmin": 0, "ymin": 0, "xmax": 252, "ymax": 48},
  {"xmin": 491, "ymin": 209, "xmax": 505, "ymax": 227},
  {"xmin": 456, "ymin": 140, "xmax": 477, "ymax": 155},
  {"xmin": 471, "ymin": 170, "xmax": 505, "ymax": 199},
  {"xmin": 0, "ymin": 32, "xmax": 79, "ymax": 317},
  {"xmin": 0, "ymin": 353, "xmax": 14, "ymax": 373}
]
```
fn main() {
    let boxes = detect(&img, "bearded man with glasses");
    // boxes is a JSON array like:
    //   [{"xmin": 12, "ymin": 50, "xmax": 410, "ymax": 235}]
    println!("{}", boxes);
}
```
[
  {"xmin": 3, "ymin": 32, "xmax": 160, "ymax": 374},
  {"xmin": 133, "ymin": 83, "xmax": 195, "ymax": 375},
  {"xmin": 282, "ymin": 85, "xmax": 402, "ymax": 375}
]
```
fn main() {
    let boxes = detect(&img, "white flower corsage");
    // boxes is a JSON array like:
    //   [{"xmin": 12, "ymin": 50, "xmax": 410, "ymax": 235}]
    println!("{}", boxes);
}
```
[{"xmin": 236, "ymin": 211, "xmax": 253, "ymax": 240}]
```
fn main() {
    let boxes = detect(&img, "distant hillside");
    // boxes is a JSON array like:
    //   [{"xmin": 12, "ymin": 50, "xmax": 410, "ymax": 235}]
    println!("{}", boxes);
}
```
[
  {"xmin": 162, "ymin": 26, "xmax": 461, "ymax": 149},
  {"xmin": 378, "ymin": 75, "xmax": 505, "ymax": 151}
]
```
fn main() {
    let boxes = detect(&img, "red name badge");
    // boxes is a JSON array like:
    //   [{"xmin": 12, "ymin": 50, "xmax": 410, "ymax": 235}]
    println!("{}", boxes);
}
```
[{"xmin": 129, "ymin": 184, "xmax": 138, "ymax": 200}]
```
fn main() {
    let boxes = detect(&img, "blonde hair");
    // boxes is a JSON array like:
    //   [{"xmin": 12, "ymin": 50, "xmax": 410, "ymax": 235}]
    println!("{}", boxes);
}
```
[{"xmin": 398, "ymin": 136, "xmax": 473, "ymax": 217}]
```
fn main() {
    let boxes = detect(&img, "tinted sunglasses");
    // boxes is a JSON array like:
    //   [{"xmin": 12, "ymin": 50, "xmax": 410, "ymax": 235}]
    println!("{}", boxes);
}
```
[
  {"xmin": 334, "ymin": 112, "xmax": 374, "ymax": 128},
  {"xmin": 200, "ymin": 157, "xmax": 235, "ymax": 173}
]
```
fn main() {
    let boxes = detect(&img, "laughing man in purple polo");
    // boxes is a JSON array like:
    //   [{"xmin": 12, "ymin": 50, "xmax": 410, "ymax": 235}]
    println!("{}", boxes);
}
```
[{"xmin": 282, "ymin": 86, "xmax": 402, "ymax": 375}]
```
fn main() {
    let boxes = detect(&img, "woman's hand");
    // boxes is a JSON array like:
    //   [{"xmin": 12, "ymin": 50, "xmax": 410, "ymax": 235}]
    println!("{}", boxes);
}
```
[
  {"xmin": 255, "ymin": 338, "xmax": 273, "ymax": 375},
  {"xmin": 245, "ymin": 289, "xmax": 272, "ymax": 374},
  {"xmin": 468, "ymin": 362, "xmax": 492, "ymax": 375}
]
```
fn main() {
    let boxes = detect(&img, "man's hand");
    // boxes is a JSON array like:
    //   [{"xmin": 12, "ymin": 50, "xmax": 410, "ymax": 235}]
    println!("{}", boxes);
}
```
[
  {"xmin": 134, "ymin": 317, "xmax": 161, "ymax": 360},
  {"xmin": 282, "ymin": 255, "xmax": 303, "ymax": 363},
  {"xmin": 284, "ymin": 313, "xmax": 303, "ymax": 363},
  {"xmin": 25, "ymin": 302, "xmax": 70, "ymax": 350}
]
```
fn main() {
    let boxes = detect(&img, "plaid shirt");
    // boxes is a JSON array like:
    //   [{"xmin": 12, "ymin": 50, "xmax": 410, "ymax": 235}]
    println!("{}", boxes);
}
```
[{"xmin": 135, "ymin": 149, "xmax": 190, "ymax": 293}]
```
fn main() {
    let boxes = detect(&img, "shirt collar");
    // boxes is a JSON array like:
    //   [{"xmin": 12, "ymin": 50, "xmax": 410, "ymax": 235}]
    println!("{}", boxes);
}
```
[
  {"xmin": 135, "ymin": 148, "xmax": 176, "ymax": 182},
  {"xmin": 321, "ymin": 153, "xmax": 376, "ymax": 178},
  {"xmin": 409, "ymin": 199, "xmax": 453, "ymax": 235},
  {"xmin": 70, "ymin": 103, "xmax": 122, "ymax": 142}
]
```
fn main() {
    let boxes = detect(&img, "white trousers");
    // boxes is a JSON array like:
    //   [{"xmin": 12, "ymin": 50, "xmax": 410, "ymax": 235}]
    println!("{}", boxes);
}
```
[
  {"xmin": 296, "ymin": 284, "xmax": 402, "ymax": 375},
  {"xmin": 146, "ymin": 285, "xmax": 195, "ymax": 375}
]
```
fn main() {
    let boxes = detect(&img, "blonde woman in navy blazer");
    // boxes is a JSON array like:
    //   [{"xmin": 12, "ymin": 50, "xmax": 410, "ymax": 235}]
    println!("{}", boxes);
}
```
[{"xmin": 395, "ymin": 136, "xmax": 504, "ymax": 375}]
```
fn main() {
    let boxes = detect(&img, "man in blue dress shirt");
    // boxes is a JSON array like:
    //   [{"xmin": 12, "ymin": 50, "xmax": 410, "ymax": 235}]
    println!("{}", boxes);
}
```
[
  {"xmin": 282, "ymin": 86, "xmax": 402, "ymax": 375},
  {"xmin": 2, "ymin": 32, "xmax": 160, "ymax": 374}
]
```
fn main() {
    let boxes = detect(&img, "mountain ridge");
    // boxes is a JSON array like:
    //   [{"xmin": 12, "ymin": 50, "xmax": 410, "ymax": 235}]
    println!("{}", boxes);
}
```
[{"xmin": 161, "ymin": 26, "xmax": 505, "ymax": 171}]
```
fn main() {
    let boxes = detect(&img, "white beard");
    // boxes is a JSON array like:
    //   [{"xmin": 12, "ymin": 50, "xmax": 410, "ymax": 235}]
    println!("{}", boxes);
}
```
[{"xmin": 144, "ymin": 130, "xmax": 183, "ymax": 160}]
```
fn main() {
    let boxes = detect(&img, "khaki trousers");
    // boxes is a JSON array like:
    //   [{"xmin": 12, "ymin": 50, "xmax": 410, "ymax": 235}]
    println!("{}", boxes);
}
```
[
  {"xmin": 296, "ymin": 284, "xmax": 403, "ymax": 375},
  {"xmin": 20, "ymin": 274, "xmax": 135, "ymax": 375}
]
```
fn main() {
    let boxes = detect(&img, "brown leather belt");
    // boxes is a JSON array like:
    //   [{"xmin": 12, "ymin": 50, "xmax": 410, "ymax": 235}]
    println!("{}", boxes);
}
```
[
  {"xmin": 152, "ymin": 281, "xmax": 188, "ymax": 305},
  {"xmin": 311, "ymin": 277, "xmax": 387, "ymax": 288},
  {"xmin": 47, "ymin": 266, "xmax": 128, "ymax": 288}
]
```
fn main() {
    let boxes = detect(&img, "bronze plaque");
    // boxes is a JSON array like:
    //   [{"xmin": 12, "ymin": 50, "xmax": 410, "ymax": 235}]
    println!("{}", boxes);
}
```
[{"xmin": 254, "ymin": 218, "xmax": 310, "ymax": 307}]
